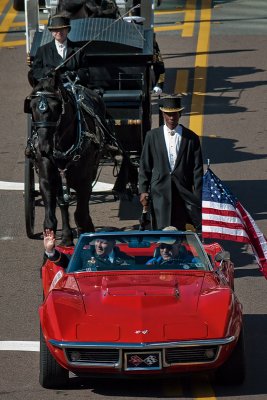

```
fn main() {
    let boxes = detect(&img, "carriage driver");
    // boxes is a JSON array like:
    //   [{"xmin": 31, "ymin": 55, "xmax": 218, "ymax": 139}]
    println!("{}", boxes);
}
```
[
  {"xmin": 26, "ymin": 15, "xmax": 93, "ymax": 158},
  {"xmin": 28, "ymin": 15, "xmax": 89, "ymax": 86}
]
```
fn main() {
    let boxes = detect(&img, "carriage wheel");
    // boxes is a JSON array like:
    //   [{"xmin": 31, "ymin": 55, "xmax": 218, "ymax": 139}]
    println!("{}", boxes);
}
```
[{"xmin": 24, "ymin": 157, "xmax": 36, "ymax": 238}]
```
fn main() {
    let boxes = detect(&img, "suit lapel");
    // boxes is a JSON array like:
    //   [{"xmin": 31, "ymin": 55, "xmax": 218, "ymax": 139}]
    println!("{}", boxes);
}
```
[
  {"xmin": 50, "ymin": 41, "xmax": 63, "ymax": 63},
  {"xmin": 66, "ymin": 39, "xmax": 73, "ymax": 58},
  {"xmin": 157, "ymin": 127, "xmax": 170, "ymax": 166}
]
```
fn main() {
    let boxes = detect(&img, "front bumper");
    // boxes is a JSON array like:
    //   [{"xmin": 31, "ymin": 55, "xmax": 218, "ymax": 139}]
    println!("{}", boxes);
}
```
[{"xmin": 49, "ymin": 336, "xmax": 236, "ymax": 370}]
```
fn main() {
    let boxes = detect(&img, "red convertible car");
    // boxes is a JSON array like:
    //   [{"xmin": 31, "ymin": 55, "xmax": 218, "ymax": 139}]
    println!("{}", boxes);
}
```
[{"xmin": 39, "ymin": 230, "xmax": 245, "ymax": 388}]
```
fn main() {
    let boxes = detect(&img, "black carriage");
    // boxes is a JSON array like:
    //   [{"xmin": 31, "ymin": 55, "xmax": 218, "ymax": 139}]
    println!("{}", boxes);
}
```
[{"xmin": 24, "ymin": 1, "xmax": 155, "ymax": 238}]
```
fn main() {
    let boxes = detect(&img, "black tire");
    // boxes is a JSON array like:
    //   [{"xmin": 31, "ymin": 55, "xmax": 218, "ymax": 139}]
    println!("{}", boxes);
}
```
[
  {"xmin": 39, "ymin": 328, "xmax": 69, "ymax": 389},
  {"xmin": 24, "ymin": 157, "xmax": 35, "ymax": 238},
  {"xmin": 215, "ymin": 328, "xmax": 246, "ymax": 385},
  {"xmin": 13, "ymin": 0, "xmax": 24, "ymax": 11}
]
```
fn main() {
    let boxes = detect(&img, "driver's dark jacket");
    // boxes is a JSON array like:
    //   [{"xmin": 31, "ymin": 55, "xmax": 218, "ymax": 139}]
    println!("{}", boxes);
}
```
[
  {"xmin": 29, "ymin": 39, "xmax": 88, "ymax": 83},
  {"xmin": 45, "ymin": 246, "xmax": 133, "ymax": 270}
]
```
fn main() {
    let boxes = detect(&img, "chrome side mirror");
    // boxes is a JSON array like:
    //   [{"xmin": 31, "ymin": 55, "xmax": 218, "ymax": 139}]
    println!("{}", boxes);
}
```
[{"xmin": 215, "ymin": 251, "xmax": 230, "ymax": 262}]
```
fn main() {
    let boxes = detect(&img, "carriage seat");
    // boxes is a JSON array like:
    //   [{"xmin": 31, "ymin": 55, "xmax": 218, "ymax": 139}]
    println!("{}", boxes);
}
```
[{"xmin": 103, "ymin": 90, "xmax": 143, "ymax": 105}]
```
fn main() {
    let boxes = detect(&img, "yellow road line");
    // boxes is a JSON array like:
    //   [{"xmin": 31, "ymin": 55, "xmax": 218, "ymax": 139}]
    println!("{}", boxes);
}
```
[
  {"xmin": 12, "ymin": 18, "xmax": 48, "ymax": 27},
  {"xmin": 154, "ymin": 24, "xmax": 183, "ymax": 32},
  {"xmin": 189, "ymin": 0, "xmax": 212, "ymax": 136},
  {"xmin": 182, "ymin": 0, "xmax": 196, "ymax": 37},
  {"xmin": 192, "ymin": 375, "xmax": 216, "ymax": 400},
  {"xmin": 175, "ymin": 69, "xmax": 189, "ymax": 95},
  {"xmin": 0, "ymin": 0, "xmax": 10, "ymax": 15},
  {"xmin": 0, "ymin": 4, "xmax": 18, "ymax": 45},
  {"xmin": 0, "ymin": 39, "xmax": 25, "ymax": 47},
  {"xmin": 154, "ymin": 10, "xmax": 184, "ymax": 16}
]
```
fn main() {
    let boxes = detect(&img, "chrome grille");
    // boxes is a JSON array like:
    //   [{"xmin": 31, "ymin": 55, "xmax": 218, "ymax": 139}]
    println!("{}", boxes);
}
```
[
  {"xmin": 65, "ymin": 348, "xmax": 120, "ymax": 365},
  {"xmin": 165, "ymin": 346, "xmax": 219, "ymax": 364}
]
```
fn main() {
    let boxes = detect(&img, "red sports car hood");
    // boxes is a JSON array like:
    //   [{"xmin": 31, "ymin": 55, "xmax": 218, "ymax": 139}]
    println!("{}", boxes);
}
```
[
  {"xmin": 77, "ymin": 272, "xmax": 202, "ymax": 313},
  {"xmin": 73, "ymin": 271, "xmax": 232, "ymax": 342}
]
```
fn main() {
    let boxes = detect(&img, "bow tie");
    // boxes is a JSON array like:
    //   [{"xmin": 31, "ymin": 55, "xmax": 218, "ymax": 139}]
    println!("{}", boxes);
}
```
[{"xmin": 168, "ymin": 129, "xmax": 176, "ymax": 136}]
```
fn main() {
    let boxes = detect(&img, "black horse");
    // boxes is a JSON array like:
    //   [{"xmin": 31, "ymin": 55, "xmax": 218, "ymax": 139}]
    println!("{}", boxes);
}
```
[
  {"xmin": 57, "ymin": 0, "xmax": 119, "ymax": 19},
  {"xmin": 26, "ymin": 72, "xmax": 136, "ymax": 245}
]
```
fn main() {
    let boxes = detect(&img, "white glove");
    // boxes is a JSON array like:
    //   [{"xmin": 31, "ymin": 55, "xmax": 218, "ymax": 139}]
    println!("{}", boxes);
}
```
[{"xmin": 152, "ymin": 86, "xmax": 162, "ymax": 95}]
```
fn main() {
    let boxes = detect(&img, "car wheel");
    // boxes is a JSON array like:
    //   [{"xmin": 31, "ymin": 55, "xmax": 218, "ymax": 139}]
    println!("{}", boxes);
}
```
[
  {"xmin": 39, "ymin": 328, "xmax": 69, "ymax": 389},
  {"xmin": 13, "ymin": 0, "xmax": 24, "ymax": 11},
  {"xmin": 215, "ymin": 328, "xmax": 246, "ymax": 385}
]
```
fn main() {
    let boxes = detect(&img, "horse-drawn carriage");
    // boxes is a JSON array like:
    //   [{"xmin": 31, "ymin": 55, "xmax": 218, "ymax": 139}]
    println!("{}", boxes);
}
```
[{"xmin": 23, "ymin": 1, "xmax": 155, "ymax": 243}]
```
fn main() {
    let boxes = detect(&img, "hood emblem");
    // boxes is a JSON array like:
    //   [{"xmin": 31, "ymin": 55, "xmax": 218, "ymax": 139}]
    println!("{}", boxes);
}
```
[{"xmin": 135, "ymin": 330, "xmax": 149, "ymax": 335}]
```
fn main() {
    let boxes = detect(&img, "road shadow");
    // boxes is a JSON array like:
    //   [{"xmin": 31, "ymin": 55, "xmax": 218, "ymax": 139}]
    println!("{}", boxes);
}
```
[
  {"xmin": 165, "ymin": 64, "xmax": 266, "ymax": 117},
  {"xmin": 214, "ymin": 314, "xmax": 267, "ymax": 397}
]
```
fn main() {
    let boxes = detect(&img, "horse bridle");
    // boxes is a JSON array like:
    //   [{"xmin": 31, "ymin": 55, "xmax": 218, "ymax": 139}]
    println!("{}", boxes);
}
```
[
  {"xmin": 31, "ymin": 90, "xmax": 65, "ymax": 129},
  {"xmin": 30, "ymin": 88, "xmax": 83, "ymax": 162}
]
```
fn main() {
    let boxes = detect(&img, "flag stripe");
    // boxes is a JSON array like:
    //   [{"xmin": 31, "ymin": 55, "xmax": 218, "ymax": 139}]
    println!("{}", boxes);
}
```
[
  {"xmin": 202, "ymin": 208, "xmax": 240, "ymax": 218},
  {"xmin": 202, "ymin": 200, "xmax": 236, "ymax": 212},
  {"xmin": 202, "ymin": 225, "xmax": 249, "ymax": 240},
  {"xmin": 202, "ymin": 213, "xmax": 244, "ymax": 229},
  {"xmin": 202, "ymin": 231, "xmax": 249, "ymax": 243},
  {"xmin": 237, "ymin": 202, "xmax": 267, "ymax": 263}
]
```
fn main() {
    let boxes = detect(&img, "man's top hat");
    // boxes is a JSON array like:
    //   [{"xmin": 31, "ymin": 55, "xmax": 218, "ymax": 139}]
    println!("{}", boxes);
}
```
[
  {"xmin": 159, "ymin": 96, "xmax": 184, "ymax": 112},
  {"xmin": 48, "ymin": 15, "xmax": 71, "ymax": 31}
]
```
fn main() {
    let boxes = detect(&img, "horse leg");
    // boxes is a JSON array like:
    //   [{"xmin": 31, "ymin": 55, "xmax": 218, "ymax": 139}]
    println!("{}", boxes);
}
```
[
  {"xmin": 58, "ymin": 203, "xmax": 74, "ymax": 247},
  {"xmin": 113, "ymin": 154, "xmax": 138, "ymax": 198},
  {"xmin": 74, "ymin": 186, "xmax": 95, "ymax": 235},
  {"xmin": 39, "ymin": 176, "xmax": 58, "ymax": 235}
]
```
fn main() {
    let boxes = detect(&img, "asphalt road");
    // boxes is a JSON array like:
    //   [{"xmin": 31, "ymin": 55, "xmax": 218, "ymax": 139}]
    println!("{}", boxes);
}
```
[{"xmin": 0, "ymin": 0, "xmax": 267, "ymax": 399}]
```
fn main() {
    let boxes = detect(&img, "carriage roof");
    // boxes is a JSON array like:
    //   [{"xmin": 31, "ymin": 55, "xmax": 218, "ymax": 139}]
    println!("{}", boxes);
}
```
[
  {"xmin": 26, "ymin": 0, "xmax": 154, "ymax": 62},
  {"xmin": 30, "ymin": 17, "xmax": 154, "ymax": 61}
]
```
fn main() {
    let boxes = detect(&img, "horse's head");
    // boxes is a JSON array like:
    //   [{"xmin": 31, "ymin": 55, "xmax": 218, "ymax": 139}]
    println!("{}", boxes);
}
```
[{"xmin": 28, "ymin": 73, "xmax": 67, "ymax": 156}]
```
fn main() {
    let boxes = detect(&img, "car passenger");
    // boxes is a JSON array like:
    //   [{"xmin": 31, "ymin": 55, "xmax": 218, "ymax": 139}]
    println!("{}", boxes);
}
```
[
  {"xmin": 43, "ymin": 229, "xmax": 133, "ymax": 270},
  {"xmin": 147, "ymin": 238, "xmax": 199, "ymax": 267}
]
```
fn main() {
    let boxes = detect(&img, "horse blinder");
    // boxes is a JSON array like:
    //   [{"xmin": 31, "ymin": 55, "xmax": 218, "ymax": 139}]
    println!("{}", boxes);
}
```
[{"xmin": 24, "ymin": 97, "xmax": 32, "ymax": 114}]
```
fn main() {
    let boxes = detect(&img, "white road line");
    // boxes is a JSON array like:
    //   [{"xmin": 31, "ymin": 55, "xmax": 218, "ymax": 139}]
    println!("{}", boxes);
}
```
[
  {"xmin": 0, "ymin": 341, "xmax": 40, "ymax": 351},
  {"xmin": 0, "ymin": 181, "xmax": 114, "ymax": 192}
]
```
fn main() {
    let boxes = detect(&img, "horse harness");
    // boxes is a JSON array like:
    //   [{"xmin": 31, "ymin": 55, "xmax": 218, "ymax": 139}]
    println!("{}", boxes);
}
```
[{"xmin": 26, "ymin": 87, "xmax": 104, "ymax": 205}]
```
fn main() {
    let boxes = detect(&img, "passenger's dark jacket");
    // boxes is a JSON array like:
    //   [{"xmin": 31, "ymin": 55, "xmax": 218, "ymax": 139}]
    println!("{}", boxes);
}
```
[{"xmin": 45, "ymin": 246, "xmax": 133, "ymax": 270}]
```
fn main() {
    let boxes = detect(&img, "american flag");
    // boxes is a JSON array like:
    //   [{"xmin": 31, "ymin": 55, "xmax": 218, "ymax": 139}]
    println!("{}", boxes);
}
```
[{"xmin": 202, "ymin": 168, "xmax": 267, "ymax": 279}]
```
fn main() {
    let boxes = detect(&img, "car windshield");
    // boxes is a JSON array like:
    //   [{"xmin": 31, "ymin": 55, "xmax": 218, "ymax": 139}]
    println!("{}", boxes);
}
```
[{"xmin": 67, "ymin": 232, "xmax": 212, "ymax": 273}]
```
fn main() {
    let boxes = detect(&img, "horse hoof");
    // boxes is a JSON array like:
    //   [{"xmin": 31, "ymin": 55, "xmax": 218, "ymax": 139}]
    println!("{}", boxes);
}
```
[{"xmin": 25, "ymin": 147, "xmax": 33, "ymax": 158}]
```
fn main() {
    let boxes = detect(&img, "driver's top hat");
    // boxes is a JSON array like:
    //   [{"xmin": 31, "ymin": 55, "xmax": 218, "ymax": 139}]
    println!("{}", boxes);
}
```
[{"xmin": 48, "ymin": 15, "xmax": 71, "ymax": 31}]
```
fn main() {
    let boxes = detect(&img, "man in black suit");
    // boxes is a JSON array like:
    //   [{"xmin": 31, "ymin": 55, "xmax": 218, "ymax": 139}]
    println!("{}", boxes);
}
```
[
  {"xmin": 28, "ymin": 15, "xmax": 88, "ymax": 85},
  {"xmin": 26, "ymin": 15, "xmax": 91, "ymax": 157},
  {"xmin": 43, "ymin": 229, "xmax": 133, "ymax": 270},
  {"xmin": 138, "ymin": 96, "xmax": 203, "ymax": 232}
]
